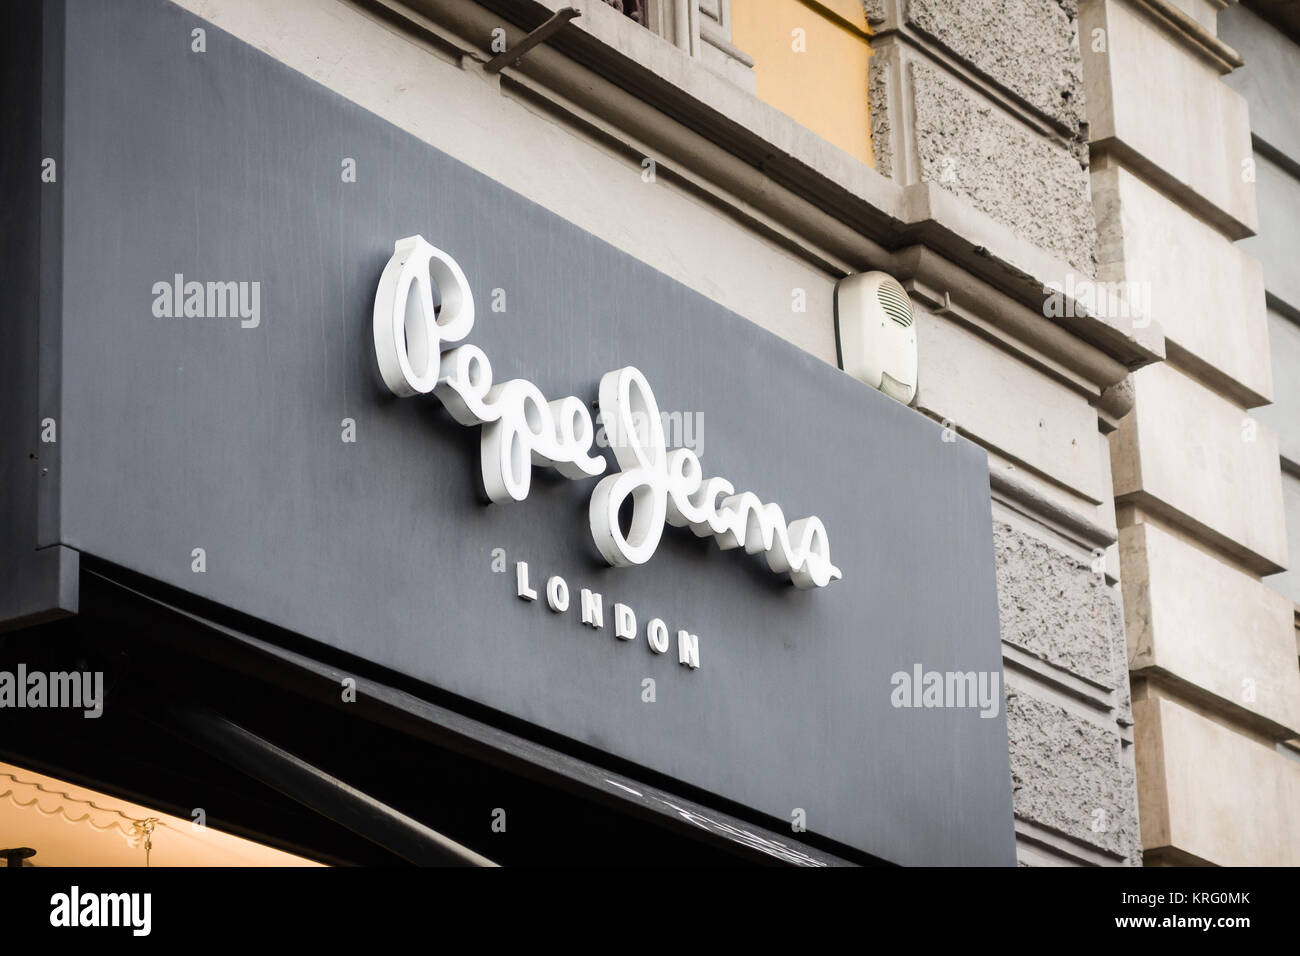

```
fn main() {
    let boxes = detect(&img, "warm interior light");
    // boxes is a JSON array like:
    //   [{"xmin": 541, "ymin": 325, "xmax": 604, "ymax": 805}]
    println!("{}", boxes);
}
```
[{"xmin": 0, "ymin": 761, "xmax": 324, "ymax": 867}]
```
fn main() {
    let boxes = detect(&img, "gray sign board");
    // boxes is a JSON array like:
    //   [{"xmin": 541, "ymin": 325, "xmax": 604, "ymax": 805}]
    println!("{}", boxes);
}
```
[{"xmin": 39, "ymin": 0, "xmax": 1014, "ymax": 864}]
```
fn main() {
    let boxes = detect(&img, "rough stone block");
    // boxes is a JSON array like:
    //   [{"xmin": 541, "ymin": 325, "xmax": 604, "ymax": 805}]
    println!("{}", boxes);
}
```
[
  {"xmin": 994, "ymin": 521, "xmax": 1125, "ymax": 689},
  {"xmin": 906, "ymin": 58, "xmax": 1096, "ymax": 271},
  {"xmin": 905, "ymin": 0, "xmax": 1087, "ymax": 134},
  {"xmin": 1006, "ymin": 689, "xmax": 1140, "ymax": 861}
]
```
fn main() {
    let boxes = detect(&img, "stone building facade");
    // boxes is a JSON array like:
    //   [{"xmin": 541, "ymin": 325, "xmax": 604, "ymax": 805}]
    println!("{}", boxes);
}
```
[
  {"xmin": 1082, "ymin": 0, "xmax": 1299, "ymax": 866},
  {"xmin": 8, "ymin": 0, "xmax": 1297, "ymax": 865},
  {"xmin": 160, "ymin": 0, "xmax": 1158, "ymax": 865}
]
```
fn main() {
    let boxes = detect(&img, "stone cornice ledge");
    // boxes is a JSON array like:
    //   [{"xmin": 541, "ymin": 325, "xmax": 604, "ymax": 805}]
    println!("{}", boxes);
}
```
[
  {"xmin": 384, "ymin": 0, "xmax": 1163, "ymax": 380},
  {"xmin": 897, "ymin": 183, "xmax": 1164, "ymax": 371},
  {"xmin": 990, "ymin": 465, "xmax": 1119, "ymax": 550},
  {"xmin": 1116, "ymin": 0, "xmax": 1245, "ymax": 72}
]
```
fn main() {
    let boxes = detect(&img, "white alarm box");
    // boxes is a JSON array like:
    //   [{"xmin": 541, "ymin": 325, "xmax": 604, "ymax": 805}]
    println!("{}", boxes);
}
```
[{"xmin": 834, "ymin": 271, "xmax": 918, "ymax": 405}]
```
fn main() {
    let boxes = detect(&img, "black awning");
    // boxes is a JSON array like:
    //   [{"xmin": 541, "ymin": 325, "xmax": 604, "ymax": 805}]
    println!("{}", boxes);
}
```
[{"xmin": 3, "ymin": 560, "xmax": 864, "ymax": 867}]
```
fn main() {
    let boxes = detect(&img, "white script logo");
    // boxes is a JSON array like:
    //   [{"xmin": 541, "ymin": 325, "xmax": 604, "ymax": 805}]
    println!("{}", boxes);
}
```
[{"xmin": 373, "ymin": 236, "xmax": 841, "ymax": 589}]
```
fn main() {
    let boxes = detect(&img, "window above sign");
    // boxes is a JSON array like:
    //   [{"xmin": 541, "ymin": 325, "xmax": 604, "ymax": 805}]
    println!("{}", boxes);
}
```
[
  {"xmin": 729, "ymin": 0, "xmax": 875, "ymax": 167},
  {"xmin": 599, "ymin": 0, "xmax": 649, "ymax": 26},
  {"xmin": 596, "ymin": 1, "xmax": 875, "ymax": 168}
]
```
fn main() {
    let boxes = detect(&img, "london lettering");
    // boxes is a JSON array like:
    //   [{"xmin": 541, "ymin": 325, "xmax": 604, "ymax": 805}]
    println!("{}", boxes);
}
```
[{"xmin": 514, "ymin": 561, "xmax": 700, "ymax": 669}]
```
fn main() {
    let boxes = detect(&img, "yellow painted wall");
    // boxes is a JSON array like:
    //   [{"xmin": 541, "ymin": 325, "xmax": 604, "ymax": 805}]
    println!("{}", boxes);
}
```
[{"xmin": 729, "ymin": 0, "xmax": 874, "ymax": 167}]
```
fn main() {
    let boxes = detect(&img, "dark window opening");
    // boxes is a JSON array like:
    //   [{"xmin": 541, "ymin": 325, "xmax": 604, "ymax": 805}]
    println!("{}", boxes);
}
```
[{"xmin": 601, "ymin": 0, "xmax": 649, "ymax": 28}]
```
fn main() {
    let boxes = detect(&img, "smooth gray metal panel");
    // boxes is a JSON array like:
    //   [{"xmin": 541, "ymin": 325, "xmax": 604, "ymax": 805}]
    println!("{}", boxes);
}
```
[
  {"xmin": 0, "ymin": 0, "xmax": 77, "ymax": 629},
  {"xmin": 52, "ymin": 0, "xmax": 1014, "ymax": 864}
]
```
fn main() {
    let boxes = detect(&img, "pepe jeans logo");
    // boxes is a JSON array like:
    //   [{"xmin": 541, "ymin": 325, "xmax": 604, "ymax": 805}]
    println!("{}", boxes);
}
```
[{"xmin": 373, "ymin": 236, "xmax": 841, "ymax": 589}]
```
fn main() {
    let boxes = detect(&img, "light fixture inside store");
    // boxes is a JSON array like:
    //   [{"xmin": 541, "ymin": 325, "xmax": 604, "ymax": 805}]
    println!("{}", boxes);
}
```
[{"xmin": 0, "ymin": 762, "xmax": 322, "ymax": 866}]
